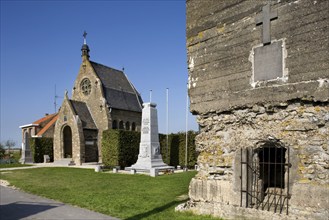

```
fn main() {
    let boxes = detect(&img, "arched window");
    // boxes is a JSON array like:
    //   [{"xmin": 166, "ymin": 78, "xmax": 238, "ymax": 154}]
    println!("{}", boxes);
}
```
[
  {"xmin": 119, "ymin": 121, "xmax": 124, "ymax": 130},
  {"xmin": 131, "ymin": 122, "xmax": 136, "ymax": 131},
  {"xmin": 125, "ymin": 122, "xmax": 130, "ymax": 130},
  {"xmin": 112, "ymin": 120, "xmax": 118, "ymax": 129}
]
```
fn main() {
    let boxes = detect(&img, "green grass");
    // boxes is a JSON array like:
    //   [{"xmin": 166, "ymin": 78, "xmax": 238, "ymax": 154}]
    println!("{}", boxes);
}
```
[
  {"xmin": 0, "ymin": 163, "xmax": 33, "ymax": 168},
  {"xmin": 0, "ymin": 168, "xmax": 220, "ymax": 220}
]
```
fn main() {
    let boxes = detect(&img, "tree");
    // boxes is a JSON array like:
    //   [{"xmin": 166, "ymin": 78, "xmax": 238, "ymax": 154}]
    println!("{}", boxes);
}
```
[
  {"xmin": 5, "ymin": 140, "xmax": 16, "ymax": 156},
  {"xmin": 0, "ymin": 143, "xmax": 5, "ymax": 159}
]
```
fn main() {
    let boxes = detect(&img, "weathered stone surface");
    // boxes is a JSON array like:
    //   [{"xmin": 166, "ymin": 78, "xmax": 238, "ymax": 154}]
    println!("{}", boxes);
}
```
[
  {"xmin": 182, "ymin": 102, "xmax": 329, "ymax": 219},
  {"xmin": 185, "ymin": 0, "xmax": 329, "ymax": 218},
  {"xmin": 187, "ymin": 0, "xmax": 329, "ymax": 115}
]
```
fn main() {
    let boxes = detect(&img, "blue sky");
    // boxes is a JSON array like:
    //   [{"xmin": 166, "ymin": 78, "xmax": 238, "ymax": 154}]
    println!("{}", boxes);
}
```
[{"xmin": 0, "ymin": 0, "xmax": 198, "ymax": 147}]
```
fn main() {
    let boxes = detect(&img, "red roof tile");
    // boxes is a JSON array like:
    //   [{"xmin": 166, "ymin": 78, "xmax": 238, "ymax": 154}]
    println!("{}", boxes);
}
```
[
  {"xmin": 33, "ymin": 113, "xmax": 57, "ymax": 125},
  {"xmin": 36, "ymin": 114, "xmax": 59, "ymax": 137}
]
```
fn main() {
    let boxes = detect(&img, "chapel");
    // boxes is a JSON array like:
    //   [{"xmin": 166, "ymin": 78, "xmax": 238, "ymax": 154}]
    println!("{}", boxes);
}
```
[
  {"xmin": 20, "ymin": 33, "xmax": 143, "ymax": 165},
  {"xmin": 53, "ymin": 34, "xmax": 143, "ymax": 165}
]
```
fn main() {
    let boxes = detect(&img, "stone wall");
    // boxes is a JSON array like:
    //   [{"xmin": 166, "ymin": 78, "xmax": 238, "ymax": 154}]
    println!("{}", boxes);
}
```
[
  {"xmin": 54, "ymin": 97, "xmax": 85, "ymax": 165},
  {"xmin": 184, "ymin": 102, "xmax": 329, "ymax": 219},
  {"xmin": 185, "ymin": 0, "xmax": 329, "ymax": 219},
  {"xmin": 111, "ymin": 109, "xmax": 142, "ymax": 131},
  {"xmin": 72, "ymin": 59, "xmax": 111, "ymax": 162},
  {"xmin": 186, "ymin": 0, "xmax": 329, "ymax": 114}
]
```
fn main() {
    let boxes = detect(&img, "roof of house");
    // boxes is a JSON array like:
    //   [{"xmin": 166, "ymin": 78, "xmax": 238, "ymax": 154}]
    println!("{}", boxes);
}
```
[
  {"xmin": 90, "ymin": 61, "xmax": 143, "ymax": 112},
  {"xmin": 33, "ymin": 113, "xmax": 57, "ymax": 124},
  {"xmin": 70, "ymin": 100, "xmax": 97, "ymax": 129},
  {"xmin": 20, "ymin": 113, "xmax": 58, "ymax": 137},
  {"xmin": 35, "ymin": 114, "xmax": 59, "ymax": 137}
]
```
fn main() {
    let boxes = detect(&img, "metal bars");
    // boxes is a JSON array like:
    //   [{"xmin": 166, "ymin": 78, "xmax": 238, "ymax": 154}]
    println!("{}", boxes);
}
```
[{"xmin": 240, "ymin": 143, "xmax": 291, "ymax": 215}]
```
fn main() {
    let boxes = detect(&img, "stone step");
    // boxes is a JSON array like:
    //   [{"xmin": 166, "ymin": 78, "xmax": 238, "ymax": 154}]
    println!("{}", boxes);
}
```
[{"xmin": 53, "ymin": 158, "xmax": 75, "ymax": 166}]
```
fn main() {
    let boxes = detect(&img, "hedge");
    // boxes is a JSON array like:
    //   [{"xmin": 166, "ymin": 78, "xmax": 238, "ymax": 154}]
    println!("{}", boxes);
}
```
[
  {"xmin": 160, "ymin": 131, "xmax": 198, "ymax": 168},
  {"xmin": 29, "ymin": 138, "xmax": 54, "ymax": 163},
  {"xmin": 177, "ymin": 131, "xmax": 198, "ymax": 168},
  {"xmin": 102, "ymin": 130, "xmax": 140, "ymax": 168},
  {"xmin": 102, "ymin": 129, "xmax": 198, "ymax": 169}
]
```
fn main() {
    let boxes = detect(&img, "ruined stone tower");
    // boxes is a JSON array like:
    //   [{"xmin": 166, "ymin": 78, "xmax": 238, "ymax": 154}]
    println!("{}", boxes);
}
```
[{"xmin": 185, "ymin": 0, "xmax": 329, "ymax": 219}]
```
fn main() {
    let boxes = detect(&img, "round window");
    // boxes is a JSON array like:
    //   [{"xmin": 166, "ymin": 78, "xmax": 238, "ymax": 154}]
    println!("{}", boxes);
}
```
[{"xmin": 80, "ymin": 78, "xmax": 91, "ymax": 96}]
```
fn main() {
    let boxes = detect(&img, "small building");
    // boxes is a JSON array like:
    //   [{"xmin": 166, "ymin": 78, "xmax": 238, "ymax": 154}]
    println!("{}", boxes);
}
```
[
  {"xmin": 19, "ymin": 113, "xmax": 58, "ymax": 163},
  {"xmin": 185, "ymin": 0, "xmax": 328, "ymax": 219}
]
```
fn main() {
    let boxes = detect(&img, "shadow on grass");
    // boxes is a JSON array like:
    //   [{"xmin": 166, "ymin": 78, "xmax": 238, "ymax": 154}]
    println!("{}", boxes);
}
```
[{"xmin": 125, "ymin": 200, "xmax": 186, "ymax": 220}]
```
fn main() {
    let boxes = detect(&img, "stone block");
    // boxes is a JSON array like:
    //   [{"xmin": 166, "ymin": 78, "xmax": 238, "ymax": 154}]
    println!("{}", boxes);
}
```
[
  {"xmin": 43, "ymin": 155, "xmax": 50, "ymax": 163},
  {"xmin": 253, "ymin": 41, "xmax": 283, "ymax": 82},
  {"xmin": 150, "ymin": 168, "xmax": 158, "ymax": 177},
  {"xmin": 95, "ymin": 165, "xmax": 101, "ymax": 172}
]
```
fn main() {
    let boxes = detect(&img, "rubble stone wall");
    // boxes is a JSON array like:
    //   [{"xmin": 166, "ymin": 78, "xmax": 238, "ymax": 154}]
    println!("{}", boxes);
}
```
[
  {"xmin": 185, "ymin": 0, "xmax": 329, "ymax": 219},
  {"xmin": 186, "ymin": 102, "xmax": 329, "ymax": 219}
]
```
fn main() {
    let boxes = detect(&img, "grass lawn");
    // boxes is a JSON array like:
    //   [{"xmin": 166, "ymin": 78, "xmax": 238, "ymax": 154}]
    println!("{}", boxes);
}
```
[
  {"xmin": 0, "ymin": 163, "xmax": 33, "ymax": 168},
  {"xmin": 0, "ymin": 167, "xmax": 220, "ymax": 220}
]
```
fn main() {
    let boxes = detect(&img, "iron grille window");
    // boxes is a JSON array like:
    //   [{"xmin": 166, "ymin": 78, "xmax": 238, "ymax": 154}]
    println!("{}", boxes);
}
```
[{"xmin": 240, "ymin": 141, "xmax": 291, "ymax": 215}]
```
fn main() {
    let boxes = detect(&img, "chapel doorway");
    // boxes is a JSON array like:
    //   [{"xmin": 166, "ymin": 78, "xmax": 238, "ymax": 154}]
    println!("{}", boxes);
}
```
[
  {"xmin": 63, "ymin": 126, "xmax": 72, "ymax": 158},
  {"xmin": 240, "ymin": 141, "xmax": 291, "ymax": 214}
]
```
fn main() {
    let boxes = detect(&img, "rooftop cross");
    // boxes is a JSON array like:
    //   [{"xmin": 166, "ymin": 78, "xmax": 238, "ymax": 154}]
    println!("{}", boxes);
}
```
[
  {"xmin": 83, "ymin": 31, "xmax": 87, "ymax": 45},
  {"xmin": 256, "ymin": 3, "xmax": 278, "ymax": 45}
]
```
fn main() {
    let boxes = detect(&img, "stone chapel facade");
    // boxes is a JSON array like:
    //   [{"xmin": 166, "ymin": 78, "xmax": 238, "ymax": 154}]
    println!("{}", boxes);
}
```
[
  {"xmin": 185, "ymin": 0, "xmax": 328, "ymax": 219},
  {"xmin": 53, "ymin": 39, "xmax": 143, "ymax": 165}
]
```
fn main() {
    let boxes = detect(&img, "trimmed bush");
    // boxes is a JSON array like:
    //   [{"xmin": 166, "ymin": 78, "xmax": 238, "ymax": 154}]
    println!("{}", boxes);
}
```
[
  {"xmin": 102, "ymin": 129, "xmax": 198, "ymax": 169},
  {"xmin": 159, "ymin": 134, "xmax": 180, "ymax": 167},
  {"xmin": 178, "ymin": 131, "xmax": 198, "ymax": 168},
  {"xmin": 29, "ymin": 138, "xmax": 53, "ymax": 163},
  {"xmin": 102, "ymin": 130, "xmax": 140, "ymax": 168}
]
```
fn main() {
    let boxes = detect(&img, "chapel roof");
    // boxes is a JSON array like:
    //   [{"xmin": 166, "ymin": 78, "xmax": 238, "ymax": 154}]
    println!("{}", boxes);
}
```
[
  {"xmin": 90, "ymin": 61, "xmax": 143, "ymax": 112},
  {"xmin": 70, "ymin": 100, "xmax": 97, "ymax": 129}
]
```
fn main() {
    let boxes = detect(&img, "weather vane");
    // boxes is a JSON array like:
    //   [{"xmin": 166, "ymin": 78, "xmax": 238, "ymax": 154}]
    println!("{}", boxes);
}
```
[{"xmin": 83, "ymin": 31, "xmax": 87, "ymax": 44}]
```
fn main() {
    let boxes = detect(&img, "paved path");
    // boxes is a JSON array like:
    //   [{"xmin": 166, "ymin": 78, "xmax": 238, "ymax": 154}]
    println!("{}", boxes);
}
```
[
  {"xmin": 0, "ymin": 185, "xmax": 119, "ymax": 220},
  {"xmin": 0, "ymin": 162, "xmax": 100, "ymax": 171}
]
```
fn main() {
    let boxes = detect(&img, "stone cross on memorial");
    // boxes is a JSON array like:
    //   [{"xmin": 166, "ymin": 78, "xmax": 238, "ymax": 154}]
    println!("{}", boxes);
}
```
[{"xmin": 256, "ymin": 3, "xmax": 278, "ymax": 45}]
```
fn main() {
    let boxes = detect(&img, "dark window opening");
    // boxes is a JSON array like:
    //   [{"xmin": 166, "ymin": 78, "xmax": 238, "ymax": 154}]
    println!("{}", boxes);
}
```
[
  {"xmin": 131, "ymin": 122, "xmax": 136, "ymax": 131},
  {"xmin": 240, "ymin": 141, "xmax": 291, "ymax": 215},
  {"xmin": 112, "ymin": 120, "xmax": 118, "ymax": 129},
  {"xmin": 119, "ymin": 121, "xmax": 124, "ymax": 130},
  {"xmin": 125, "ymin": 122, "xmax": 130, "ymax": 131},
  {"xmin": 258, "ymin": 146, "xmax": 286, "ymax": 189}
]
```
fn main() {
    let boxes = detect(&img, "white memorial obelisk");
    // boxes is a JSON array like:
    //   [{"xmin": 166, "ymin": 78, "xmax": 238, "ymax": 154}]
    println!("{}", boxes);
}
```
[{"xmin": 130, "ymin": 102, "xmax": 173, "ymax": 171}]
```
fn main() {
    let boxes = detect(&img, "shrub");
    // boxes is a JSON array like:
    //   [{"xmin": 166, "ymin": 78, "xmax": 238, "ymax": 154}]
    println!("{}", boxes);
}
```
[
  {"xmin": 102, "ymin": 129, "xmax": 198, "ymax": 169},
  {"xmin": 178, "ymin": 131, "xmax": 198, "ymax": 168},
  {"xmin": 29, "ymin": 138, "xmax": 53, "ymax": 163},
  {"xmin": 102, "ymin": 130, "xmax": 140, "ymax": 168},
  {"xmin": 0, "ymin": 143, "xmax": 5, "ymax": 159}
]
